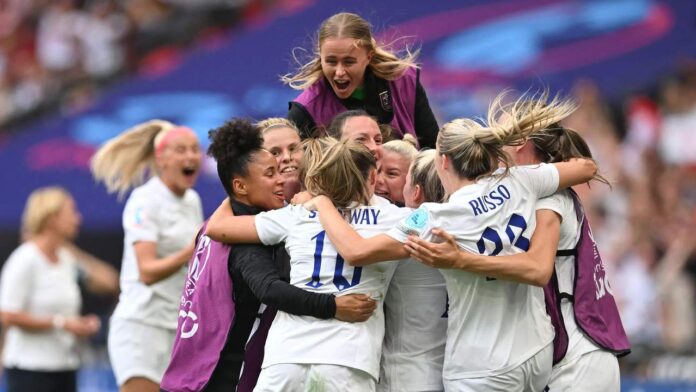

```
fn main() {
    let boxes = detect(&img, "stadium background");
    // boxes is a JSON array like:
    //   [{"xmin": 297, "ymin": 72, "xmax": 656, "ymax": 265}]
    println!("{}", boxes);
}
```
[{"xmin": 0, "ymin": 0, "xmax": 695, "ymax": 390}]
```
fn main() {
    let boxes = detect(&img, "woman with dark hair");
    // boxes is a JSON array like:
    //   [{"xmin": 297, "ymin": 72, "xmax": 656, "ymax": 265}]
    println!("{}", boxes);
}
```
[
  {"xmin": 160, "ymin": 120, "xmax": 375, "ymax": 392},
  {"xmin": 406, "ymin": 125, "xmax": 629, "ymax": 392},
  {"xmin": 204, "ymin": 137, "xmax": 412, "ymax": 391}
]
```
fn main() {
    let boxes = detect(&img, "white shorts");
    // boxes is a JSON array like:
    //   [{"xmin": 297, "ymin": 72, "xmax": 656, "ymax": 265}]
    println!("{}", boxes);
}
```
[
  {"xmin": 444, "ymin": 343, "xmax": 552, "ymax": 392},
  {"xmin": 254, "ymin": 363, "xmax": 376, "ymax": 392},
  {"xmin": 107, "ymin": 317, "xmax": 176, "ymax": 386},
  {"xmin": 548, "ymin": 350, "xmax": 619, "ymax": 392}
]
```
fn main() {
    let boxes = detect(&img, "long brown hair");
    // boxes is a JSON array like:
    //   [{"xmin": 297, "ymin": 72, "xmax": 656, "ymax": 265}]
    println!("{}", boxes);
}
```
[{"xmin": 529, "ymin": 124, "xmax": 610, "ymax": 185}]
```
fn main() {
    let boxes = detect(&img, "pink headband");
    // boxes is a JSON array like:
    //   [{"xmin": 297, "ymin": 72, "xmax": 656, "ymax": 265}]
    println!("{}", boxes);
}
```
[{"xmin": 154, "ymin": 126, "xmax": 196, "ymax": 156}]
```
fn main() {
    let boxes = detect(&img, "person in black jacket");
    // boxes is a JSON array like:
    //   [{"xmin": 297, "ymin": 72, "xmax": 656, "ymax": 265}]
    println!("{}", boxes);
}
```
[
  {"xmin": 284, "ymin": 12, "xmax": 439, "ymax": 148},
  {"xmin": 171, "ymin": 119, "xmax": 376, "ymax": 392}
]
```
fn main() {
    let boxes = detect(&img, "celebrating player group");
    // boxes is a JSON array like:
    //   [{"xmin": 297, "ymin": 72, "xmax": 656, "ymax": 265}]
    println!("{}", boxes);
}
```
[{"xmin": 87, "ymin": 11, "xmax": 629, "ymax": 392}]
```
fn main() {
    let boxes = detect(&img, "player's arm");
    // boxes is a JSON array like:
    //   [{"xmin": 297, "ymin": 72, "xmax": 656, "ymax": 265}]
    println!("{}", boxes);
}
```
[
  {"xmin": 134, "ymin": 240, "xmax": 195, "ymax": 285},
  {"xmin": 205, "ymin": 198, "xmax": 260, "ymax": 243},
  {"xmin": 406, "ymin": 209, "xmax": 560, "ymax": 286},
  {"xmin": 553, "ymin": 158, "xmax": 597, "ymax": 190},
  {"xmin": 306, "ymin": 195, "xmax": 408, "ymax": 266},
  {"xmin": 63, "ymin": 243, "xmax": 119, "ymax": 295},
  {"xmin": 234, "ymin": 245, "xmax": 376, "ymax": 322}
]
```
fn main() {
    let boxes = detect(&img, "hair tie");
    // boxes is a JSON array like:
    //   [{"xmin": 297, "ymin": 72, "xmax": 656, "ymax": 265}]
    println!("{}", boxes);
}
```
[{"xmin": 154, "ymin": 126, "xmax": 196, "ymax": 156}]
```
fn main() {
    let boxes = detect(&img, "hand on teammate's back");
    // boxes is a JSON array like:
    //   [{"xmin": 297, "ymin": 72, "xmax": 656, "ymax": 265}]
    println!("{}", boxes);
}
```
[
  {"xmin": 334, "ymin": 294, "xmax": 376, "ymax": 322},
  {"xmin": 405, "ymin": 228, "xmax": 466, "ymax": 269}
]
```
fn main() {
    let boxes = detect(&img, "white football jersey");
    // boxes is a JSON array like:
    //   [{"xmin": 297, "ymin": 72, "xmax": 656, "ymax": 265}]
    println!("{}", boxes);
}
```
[
  {"xmin": 537, "ymin": 191, "xmax": 599, "ymax": 366},
  {"xmin": 379, "ymin": 259, "xmax": 447, "ymax": 391},
  {"xmin": 112, "ymin": 176, "xmax": 203, "ymax": 329},
  {"xmin": 387, "ymin": 164, "xmax": 559, "ymax": 379},
  {"xmin": 255, "ymin": 196, "xmax": 409, "ymax": 380}
]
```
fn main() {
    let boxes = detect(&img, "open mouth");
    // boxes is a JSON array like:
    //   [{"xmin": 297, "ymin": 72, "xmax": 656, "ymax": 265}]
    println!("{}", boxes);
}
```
[
  {"xmin": 375, "ymin": 189, "xmax": 390, "ymax": 198},
  {"xmin": 182, "ymin": 166, "xmax": 197, "ymax": 177},
  {"xmin": 334, "ymin": 80, "xmax": 350, "ymax": 92},
  {"xmin": 281, "ymin": 166, "xmax": 298, "ymax": 175},
  {"xmin": 273, "ymin": 190, "xmax": 285, "ymax": 201}
]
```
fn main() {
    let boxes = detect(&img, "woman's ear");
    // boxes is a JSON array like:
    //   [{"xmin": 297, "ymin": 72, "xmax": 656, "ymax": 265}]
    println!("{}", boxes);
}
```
[
  {"xmin": 413, "ymin": 184, "xmax": 425, "ymax": 206},
  {"xmin": 369, "ymin": 168, "xmax": 378, "ymax": 186},
  {"xmin": 440, "ymin": 154, "xmax": 449, "ymax": 172},
  {"xmin": 232, "ymin": 178, "xmax": 247, "ymax": 196}
]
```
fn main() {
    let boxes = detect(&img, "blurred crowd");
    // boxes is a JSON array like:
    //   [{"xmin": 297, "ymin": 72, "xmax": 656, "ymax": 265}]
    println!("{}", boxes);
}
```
[
  {"xmin": 0, "ymin": 0, "xmax": 254, "ymax": 131},
  {"xmin": 566, "ymin": 64, "xmax": 696, "ymax": 380}
]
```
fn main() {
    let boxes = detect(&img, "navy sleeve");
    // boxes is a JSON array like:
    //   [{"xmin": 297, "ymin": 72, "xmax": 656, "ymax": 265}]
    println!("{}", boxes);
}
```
[
  {"xmin": 288, "ymin": 102, "xmax": 319, "ymax": 140},
  {"xmin": 413, "ymin": 69, "xmax": 440, "ymax": 149},
  {"xmin": 232, "ymin": 244, "xmax": 336, "ymax": 319}
]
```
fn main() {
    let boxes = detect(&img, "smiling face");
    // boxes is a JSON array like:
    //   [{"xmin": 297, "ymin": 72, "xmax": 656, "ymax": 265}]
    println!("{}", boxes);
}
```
[
  {"xmin": 263, "ymin": 126, "xmax": 303, "ymax": 181},
  {"xmin": 320, "ymin": 37, "xmax": 372, "ymax": 99},
  {"xmin": 340, "ymin": 115, "xmax": 383, "ymax": 161},
  {"xmin": 156, "ymin": 132, "xmax": 202, "ymax": 196},
  {"xmin": 375, "ymin": 149, "xmax": 410, "ymax": 204},
  {"xmin": 235, "ymin": 150, "xmax": 286, "ymax": 211}
]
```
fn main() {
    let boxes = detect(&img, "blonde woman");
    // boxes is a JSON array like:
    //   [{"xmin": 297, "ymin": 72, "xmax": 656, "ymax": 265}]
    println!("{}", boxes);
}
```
[
  {"xmin": 284, "ymin": 12, "xmax": 439, "ymax": 148},
  {"xmin": 375, "ymin": 136, "xmax": 418, "ymax": 206},
  {"xmin": 91, "ymin": 120, "xmax": 204, "ymax": 392},
  {"xmin": 378, "ymin": 149, "xmax": 448, "ymax": 392},
  {"xmin": 301, "ymin": 92, "xmax": 598, "ymax": 391},
  {"xmin": 258, "ymin": 118, "xmax": 303, "ymax": 202},
  {"xmin": 0, "ymin": 188, "xmax": 108, "ymax": 392},
  {"xmin": 204, "ymin": 138, "xmax": 412, "ymax": 391}
]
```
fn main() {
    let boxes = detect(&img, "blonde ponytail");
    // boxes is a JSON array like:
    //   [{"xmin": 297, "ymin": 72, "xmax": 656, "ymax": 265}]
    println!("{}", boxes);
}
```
[
  {"xmin": 438, "ymin": 90, "xmax": 577, "ymax": 180},
  {"xmin": 90, "ymin": 120, "xmax": 175, "ymax": 198}
]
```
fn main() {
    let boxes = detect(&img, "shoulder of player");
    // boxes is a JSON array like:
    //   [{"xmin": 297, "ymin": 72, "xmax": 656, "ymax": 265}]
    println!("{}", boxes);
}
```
[{"xmin": 3, "ymin": 242, "xmax": 42, "ymax": 272}]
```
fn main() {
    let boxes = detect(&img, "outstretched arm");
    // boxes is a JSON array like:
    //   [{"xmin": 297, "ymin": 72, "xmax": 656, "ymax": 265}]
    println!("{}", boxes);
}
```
[
  {"xmin": 64, "ymin": 243, "xmax": 119, "ymax": 295},
  {"xmin": 405, "ymin": 209, "xmax": 560, "ymax": 286},
  {"xmin": 307, "ymin": 196, "xmax": 409, "ymax": 266},
  {"xmin": 205, "ymin": 198, "xmax": 260, "ymax": 244}
]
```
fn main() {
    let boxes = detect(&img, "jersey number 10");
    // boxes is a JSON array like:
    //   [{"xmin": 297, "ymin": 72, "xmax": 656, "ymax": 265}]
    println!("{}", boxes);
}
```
[{"xmin": 306, "ymin": 230, "xmax": 363, "ymax": 291}]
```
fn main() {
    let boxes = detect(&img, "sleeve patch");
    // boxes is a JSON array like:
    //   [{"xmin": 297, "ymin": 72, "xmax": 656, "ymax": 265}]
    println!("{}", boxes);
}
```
[{"xmin": 397, "ymin": 208, "xmax": 429, "ymax": 235}]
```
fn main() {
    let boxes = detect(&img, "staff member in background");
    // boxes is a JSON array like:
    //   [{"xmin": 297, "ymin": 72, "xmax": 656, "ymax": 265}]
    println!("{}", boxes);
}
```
[
  {"xmin": 284, "ymin": 12, "xmax": 439, "ymax": 148},
  {"xmin": 0, "ymin": 187, "xmax": 116, "ymax": 392},
  {"xmin": 91, "ymin": 120, "xmax": 204, "ymax": 392}
]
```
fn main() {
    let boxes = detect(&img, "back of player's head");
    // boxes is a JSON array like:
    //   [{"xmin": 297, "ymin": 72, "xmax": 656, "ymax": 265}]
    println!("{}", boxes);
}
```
[
  {"xmin": 326, "ymin": 110, "xmax": 373, "ymax": 139},
  {"xmin": 90, "ymin": 119, "xmax": 177, "ymax": 198},
  {"xmin": 22, "ymin": 186, "xmax": 72, "ymax": 237},
  {"xmin": 409, "ymin": 149, "xmax": 445, "ymax": 203},
  {"xmin": 207, "ymin": 119, "xmax": 265, "ymax": 196},
  {"xmin": 529, "ymin": 124, "xmax": 609, "ymax": 185},
  {"xmin": 302, "ymin": 137, "xmax": 376, "ymax": 208},
  {"xmin": 529, "ymin": 124, "xmax": 591, "ymax": 163},
  {"xmin": 438, "ymin": 90, "xmax": 577, "ymax": 181}
]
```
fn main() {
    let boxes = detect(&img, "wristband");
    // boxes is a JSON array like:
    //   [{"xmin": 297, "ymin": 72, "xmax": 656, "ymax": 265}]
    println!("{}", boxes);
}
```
[{"xmin": 52, "ymin": 314, "xmax": 66, "ymax": 330}]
